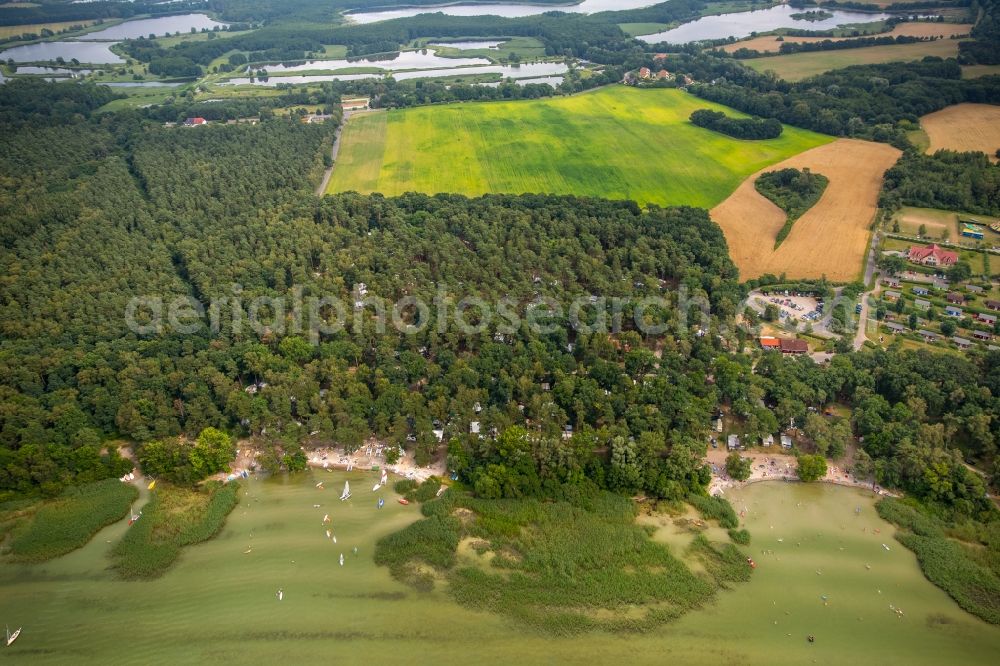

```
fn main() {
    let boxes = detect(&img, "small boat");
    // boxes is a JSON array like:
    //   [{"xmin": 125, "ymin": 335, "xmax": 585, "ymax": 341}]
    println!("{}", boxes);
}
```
[
  {"xmin": 244, "ymin": 546, "xmax": 252, "ymax": 554},
  {"xmin": 397, "ymin": 498, "xmax": 409, "ymax": 505},
  {"xmin": 332, "ymin": 535, "xmax": 337, "ymax": 544},
  {"xmin": 339, "ymin": 553, "xmax": 344, "ymax": 566},
  {"xmin": 316, "ymin": 482, "xmax": 324, "ymax": 490},
  {"xmin": 326, "ymin": 530, "xmax": 331, "ymax": 539},
  {"xmin": 380, "ymin": 470, "xmax": 388, "ymax": 486},
  {"xmin": 377, "ymin": 498, "xmax": 385, "ymax": 509},
  {"xmin": 747, "ymin": 557, "xmax": 756, "ymax": 569},
  {"xmin": 372, "ymin": 483, "xmax": 381, "ymax": 492},
  {"xmin": 277, "ymin": 589, "xmax": 283, "ymax": 601},
  {"xmin": 313, "ymin": 504, "xmax": 321, "ymax": 508},
  {"xmin": 340, "ymin": 481, "xmax": 351, "ymax": 501},
  {"xmin": 147, "ymin": 480, "xmax": 156, "ymax": 490},
  {"xmin": 6, "ymin": 625, "xmax": 21, "ymax": 647},
  {"xmin": 322, "ymin": 514, "xmax": 330, "ymax": 524},
  {"xmin": 882, "ymin": 544, "xmax": 890, "ymax": 551}
]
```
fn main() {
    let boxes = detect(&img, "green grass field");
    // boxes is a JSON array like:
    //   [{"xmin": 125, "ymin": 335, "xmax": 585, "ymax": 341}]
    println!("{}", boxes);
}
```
[
  {"xmin": 744, "ymin": 39, "xmax": 964, "ymax": 81},
  {"xmin": 327, "ymin": 87, "xmax": 831, "ymax": 208}
]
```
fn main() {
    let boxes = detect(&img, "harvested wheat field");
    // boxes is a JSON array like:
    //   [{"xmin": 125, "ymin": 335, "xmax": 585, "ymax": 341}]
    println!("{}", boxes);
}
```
[
  {"xmin": 711, "ymin": 139, "xmax": 901, "ymax": 281},
  {"xmin": 720, "ymin": 22, "xmax": 972, "ymax": 54},
  {"xmin": 921, "ymin": 103, "xmax": 1000, "ymax": 161}
]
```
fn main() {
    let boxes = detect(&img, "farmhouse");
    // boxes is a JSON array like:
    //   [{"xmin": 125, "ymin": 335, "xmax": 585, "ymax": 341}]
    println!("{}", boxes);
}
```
[
  {"xmin": 914, "ymin": 298, "xmax": 931, "ymax": 310},
  {"xmin": 655, "ymin": 69, "xmax": 671, "ymax": 80},
  {"xmin": 907, "ymin": 244, "xmax": 958, "ymax": 267},
  {"xmin": 953, "ymin": 336, "xmax": 972, "ymax": 349},
  {"xmin": 885, "ymin": 322, "xmax": 906, "ymax": 334},
  {"xmin": 638, "ymin": 67, "xmax": 651, "ymax": 79},
  {"xmin": 945, "ymin": 305, "xmax": 964, "ymax": 318},
  {"xmin": 184, "ymin": 117, "xmax": 207, "ymax": 126},
  {"xmin": 946, "ymin": 292, "xmax": 964, "ymax": 304},
  {"xmin": 960, "ymin": 222, "xmax": 985, "ymax": 240},
  {"xmin": 973, "ymin": 330, "xmax": 993, "ymax": 341},
  {"xmin": 779, "ymin": 338, "xmax": 808, "ymax": 354},
  {"xmin": 884, "ymin": 290, "xmax": 901, "ymax": 301}
]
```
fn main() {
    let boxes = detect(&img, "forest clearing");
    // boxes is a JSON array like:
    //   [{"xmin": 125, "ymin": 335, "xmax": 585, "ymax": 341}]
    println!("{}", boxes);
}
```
[
  {"xmin": 326, "ymin": 87, "xmax": 830, "ymax": 208},
  {"xmin": 921, "ymin": 103, "xmax": 1000, "ymax": 161},
  {"xmin": 711, "ymin": 139, "xmax": 901, "ymax": 280}
]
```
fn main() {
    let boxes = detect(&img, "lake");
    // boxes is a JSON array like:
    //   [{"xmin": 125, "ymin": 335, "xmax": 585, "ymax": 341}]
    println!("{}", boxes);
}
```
[
  {"xmin": 78, "ymin": 13, "xmax": 227, "ymax": 40},
  {"xmin": 640, "ymin": 4, "xmax": 891, "ymax": 43},
  {"xmin": 0, "ymin": 40, "xmax": 124, "ymax": 63},
  {"xmin": 1, "ymin": 475, "xmax": 996, "ymax": 664},
  {"xmin": 225, "ymin": 62, "xmax": 570, "ymax": 86},
  {"xmin": 345, "ymin": 0, "xmax": 662, "ymax": 24},
  {"xmin": 430, "ymin": 40, "xmax": 509, "ymax": 50},
  {"xmin": 14, "ymin": 66, "xmax": 92, "ymax": 76},
  {"xmin": 262, "ymin": 50, "xmax": 493, "ymax": 73}
]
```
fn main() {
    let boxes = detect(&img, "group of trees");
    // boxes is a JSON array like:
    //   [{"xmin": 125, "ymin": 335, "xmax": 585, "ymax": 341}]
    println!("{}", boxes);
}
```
[
  {"xmin": 880, "ymin": 149, "xmax": 1000, "ymax": 216},
  {"xmin": 689, "ymin": 109, "xmax": 783, "ymax": 139}
]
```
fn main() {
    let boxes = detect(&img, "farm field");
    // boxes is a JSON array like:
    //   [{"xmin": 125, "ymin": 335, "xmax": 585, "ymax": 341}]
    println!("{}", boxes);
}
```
[
  {"xmin": 719, "ymin": 22, "xmax": 973, "ymax": 53},
  {"xmin": 920, "ymin": 104, "xmax": 1000, "ymax": 161},
  {"xmin": 963, "ymin": 64, "xmax": 1000, "ymax": 78},
  {"xmin": 711, "ymin": 138, "xmax": 901, "ymax": 281},
  {"xmin": 327, "ymin": 87, "xmax": 831, "ymax": 208},
  {"xmin": 743, "ymin": 39, "xmax": 964, "ymax": 81}
]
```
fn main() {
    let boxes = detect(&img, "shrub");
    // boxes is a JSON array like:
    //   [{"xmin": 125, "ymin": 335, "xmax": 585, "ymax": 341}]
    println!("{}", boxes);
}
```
[
  {"xmin": 728, "ymin": 528, "xmax": 751, "ymax": 545},
  {"xmin": 687, "ymin": 493, "xmax": 739, "ymax": 529}
]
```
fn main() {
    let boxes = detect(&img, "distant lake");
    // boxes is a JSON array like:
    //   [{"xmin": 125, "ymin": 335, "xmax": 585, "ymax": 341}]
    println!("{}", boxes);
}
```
[
  {"xmin": 346, "ymin": 0, "xmax": 662, "ymax": 24},
  {"xmin": 79, "ymin": 13, "xmax": 227, "ymax": 40},
  {"xmin": 102, "ymin": 81, "xmax": 185, "ymax": 87},
  {"xmin": 0, "ymin": 40, "xmax": 124, "ymax": 63},
  {"xmin": 640, "ymin": 5, "xmax": 891, "ymax": 43},
  {"xmin": 482, "ymin": 74, "xmax": 564, "ymax": 87},
  {"xmin": 226, "ymin": 61, "xmax": 569, "ymax": 86},
  {"xmin": 263, "ymin": 50, "xmax": 492, "ymax": 73},
  {"xmin": 15, "ymin": 66, "xmax": 92, "ymax": 76}
]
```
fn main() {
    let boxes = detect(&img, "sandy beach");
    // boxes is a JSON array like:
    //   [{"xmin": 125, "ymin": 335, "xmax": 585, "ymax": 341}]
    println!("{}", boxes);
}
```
[{"xmin": 704, "ymin": 449, "xmax": 894, "ymax": 497}]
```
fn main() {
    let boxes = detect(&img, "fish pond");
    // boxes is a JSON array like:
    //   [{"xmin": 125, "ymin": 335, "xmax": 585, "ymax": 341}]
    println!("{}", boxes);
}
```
[{"xmin": 0, "ymin": 475, "xmax": 996, "ymax": 664}]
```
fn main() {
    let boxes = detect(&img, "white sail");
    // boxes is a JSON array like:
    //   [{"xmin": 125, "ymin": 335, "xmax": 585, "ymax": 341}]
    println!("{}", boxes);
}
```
[
  {"xmin": 339, "ymin": 553, "xmax": 344, "ymax": 566},
  {"xmin": 372, "ymin": 482, "xmax": 381, "ymax": 492},
  {"xmin": 6, "ymin": 625, "xmax": 21, "ymax": 647},
  {"xmin": 340, "ymin": 481, "xmax": 351, "ymax": 501}
]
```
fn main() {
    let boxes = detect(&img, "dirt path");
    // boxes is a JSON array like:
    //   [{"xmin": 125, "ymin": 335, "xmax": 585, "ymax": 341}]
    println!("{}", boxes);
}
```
[{"xmin": 315, "ymin": 110, "xmax": 368, "ymax": 197}]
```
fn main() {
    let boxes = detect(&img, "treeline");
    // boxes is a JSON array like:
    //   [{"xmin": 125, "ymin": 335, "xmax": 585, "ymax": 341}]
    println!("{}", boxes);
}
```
[
  {"xmin": 0, "ymin": 0, "xmax": 207, "ymax": 26},
  {"xmin": 880, "ymin": 150, "xmax": 1000, "ymax": 216},
  {"xmin": 689, "ymin": 108, "xmax": 782, "ymax": 139},
  {"xmin": 961, "ymin": 0, "xmax": 1000, "ymax": 64},
  {"xmin": 731, "ymin": 35, "xmax": 939, "ymax": 60}
]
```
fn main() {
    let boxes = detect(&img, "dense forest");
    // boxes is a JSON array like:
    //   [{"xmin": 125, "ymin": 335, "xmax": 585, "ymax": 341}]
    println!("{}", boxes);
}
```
[{"xmin": 879, "ymin": 150, "xmax": 1000, "ymax": 215}]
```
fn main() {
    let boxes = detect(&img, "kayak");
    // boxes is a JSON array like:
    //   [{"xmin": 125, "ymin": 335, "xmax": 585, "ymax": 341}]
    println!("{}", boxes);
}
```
[{"xmin": 397, "ymin": 498, "xmax": 409, "ymax": 505}]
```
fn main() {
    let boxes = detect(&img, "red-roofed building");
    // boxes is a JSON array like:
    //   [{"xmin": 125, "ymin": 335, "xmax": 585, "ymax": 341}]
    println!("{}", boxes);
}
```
[
  {"xmin": 907, "ymin": 244, "xmax": 958, "ymax": 267},
  {"xmin": 184, "ymin": 117, "xmax": 207, "ymax": 126},
  {"xmin": 779, "ymin": 338, "xmax": 808, "ymax": 354},
  {"xmin": 638, "ymin": 67, "xmax": 651, "ymax": 79},
  {"xmin": 656, "ymin": 69, "xmax": 670, "ymax": 80},
  {"xmin": 759, "ymin": 336, "xmax": 780, "ymax": 350}
]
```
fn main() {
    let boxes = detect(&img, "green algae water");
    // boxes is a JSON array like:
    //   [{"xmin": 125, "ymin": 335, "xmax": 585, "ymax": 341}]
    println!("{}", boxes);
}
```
[{"xmin": 2, "ymin": 473, "xmax": 998, "ymax": 665}]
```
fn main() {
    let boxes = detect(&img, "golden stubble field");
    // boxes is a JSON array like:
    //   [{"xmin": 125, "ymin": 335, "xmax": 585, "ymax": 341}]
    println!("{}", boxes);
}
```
[
  {"xmin": 711, "ymin": 139, "xmax": 901, "ymax": 281},
  {"xmin": 921, "ymin": 103, "xmax": 1000, "ymax": 161}
]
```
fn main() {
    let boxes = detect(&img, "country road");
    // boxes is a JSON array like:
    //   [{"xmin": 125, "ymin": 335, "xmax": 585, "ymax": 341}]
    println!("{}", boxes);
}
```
[{"xmin": 315, "ymin": 109, "xmax": 369, "ymax": 197}]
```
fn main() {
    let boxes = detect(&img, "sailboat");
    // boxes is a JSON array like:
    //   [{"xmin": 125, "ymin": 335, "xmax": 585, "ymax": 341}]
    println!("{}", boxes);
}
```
[
  {"xmin": 147, "ymin": 480, "xmax": 156, "ymax": 490},
  {"xmin": 326, "ymin": 530, "xmax": 332, "ymax": 539},
  {"xmin": 380, "ymin": 469, "xmax": 388, "ymax": 486},
  {"xmin": 377, "ymin": 498, "xmax": 385, "ymax": 509},
  {"xmin": 322, "ymin": 514, "xmax": 330, "ymax": 524},
  {"xmin": 340, "ymin": 480, "xmax": 351, "ymax": 501},
  {"xmin": 339, "ymin": 553, "xmax": 344, "ymax": 566},
  {"xmin": 277, "ymin": 589, "xmax": 284, "ymax": 601},
  {"xmin": 372, "ymin": 482, "xmax": 381, "ymax": 492},
  {"xmin": 6, "ymin": 625, "xmax": 21, "ymax": 647}
]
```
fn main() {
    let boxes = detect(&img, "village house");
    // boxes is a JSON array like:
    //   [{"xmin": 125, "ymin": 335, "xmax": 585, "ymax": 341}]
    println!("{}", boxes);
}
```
[
  {"xmin": 883, "ymin": 277, "xmax": 901, "ymax": 288},
  {"xmin": 945, "ymin": 305, "xmax": 964, "ymax": 318},
  {"xmin": 967, "ymin": 285, "xmax": 985, "ymax": 294},
  {"xmin": 885, "ymin": 322, "xmax": 906, "ymax": 334},
  {"xmin": 919, "ymin": 329, "xmax": 939, "ymax": 342},
  {"xmin": 978, "ymin": 312, "xmax": 998, "ymax": 325},
  {"xmin": 761, "ymin": 434, "xmax": 774, "ymax": 447},
  {"xmin": 184, "ymin": 117, "xmax": 207, "ymax": 126},
  {"xmin": 727, "ymin": 434, "xmax": 740, "ymax": 451},
  {"xmin": 987, "ymin": 300, "xmax": 1000, "ymax": 311},
  {"xmin": 946, "ymin": 292, "xmax": 964, "ymax": 305},
  {"xmin": 953, "ymin": 336, "xmax": 972, "ymax": 350},
  {"xmin": 884, "ymin": 290, "xmax": 901, "ymax": 302},
  {"xmin": 907, "ymin": 244, "xmax": 958, "ymax": 267},
  {"xmin": 780, "ymin": 434, "xmax": 793, "ymax": 450},
  {"xmin": 973, "ymin": 330, "xmax": 993, "ymax": 341},
  {"xmin": 655, "ymin": 69, "xmax": 671, "ymax": 80},
  {"xmin": 638, "ymin": 67, "xmax": 651, "ymax": 79},
  {"xmin": 914, "ymin": 298, "xmax": 931, "ymax": 310},
  {"xmin": 779, "ymin": 338, "xmax": 808, "ymax": 354},
  {"xmin": 912, "ymin": 286, "xmax": 929, "ymax": 296}
]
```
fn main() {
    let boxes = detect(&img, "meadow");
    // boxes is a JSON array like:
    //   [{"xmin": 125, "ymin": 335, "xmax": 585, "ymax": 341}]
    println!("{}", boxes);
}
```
[
  {"xmin": 744, "ymin": 39, "xmax": 964, "ymax": 81},
  {"xmin": 327, "ymin": 87, "xmax": 831, "ymax": 209}
]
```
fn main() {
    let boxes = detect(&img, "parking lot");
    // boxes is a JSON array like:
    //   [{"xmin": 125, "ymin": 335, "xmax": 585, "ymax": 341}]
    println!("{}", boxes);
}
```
[{"xmin": 746, "ymin": 289, "xmax": 825, "ymax": 328}]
